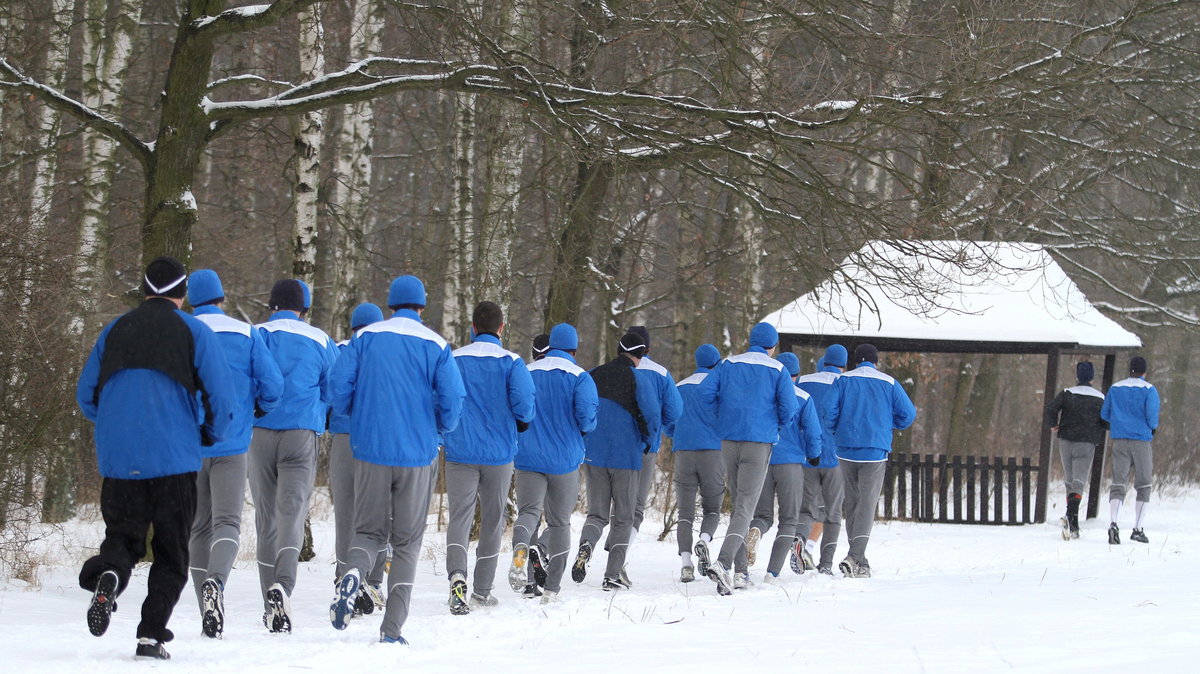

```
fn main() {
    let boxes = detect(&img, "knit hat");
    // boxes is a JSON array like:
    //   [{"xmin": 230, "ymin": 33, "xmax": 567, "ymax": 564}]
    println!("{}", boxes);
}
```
[
  {"xmin": 188, "ymin": 269, "xmax": 224, "ymax": 306},
  {"xmin": 854, "ymin": 343, "xmax": 879, "ymax": 365},
  {"xmin": 387, "ymin": 275, "xmax": 427, "ymax": 308},
  {"xmin": 694, "ymin": 344, "xmax": 720, "ymax": 369},
  {"xmin": 549, "ymin": 323, "xmax": 578, "ymax": 351},
  {"xmin": 1130, "ymin": 356, "xmax": 1147, "ymax": 376},
  {"xmin": 143, "ymin": 256, "xmax": 188, "ymax": 299},
  {"xmin": 823, "ymin": 344, "xmax": 848, "ymax": 368},
  {"xmin": 777, "ymin": 351, "xmax": 800, "ymax": 377},
  {"xmin": 627, "ymin": 325, "xmax": 651, "ymax": 352},
  {"xmin": 1076, "ymin": 361, "xmax": 1095, "ymax": 384},
  {"xmin": 749, "ymin": 322, "xmax": 779, "ymax": 349},
  {"xmin": 532, "ymin": 333, "xmax": 550, "ymax": 359},
  {"xmin": 296, "ymin": 279, "xmax": 312, "ymax": 311},
  {"xmin": 619, "ymin": 331, "xmax": 647, "ymax": 359},
  {"xmin": 350, "ymin": 302, "xmax": 384, "ymax": 331},
  {"xmin": 268, "ymin": 279, "xmax": 305, "ymax": 312}
]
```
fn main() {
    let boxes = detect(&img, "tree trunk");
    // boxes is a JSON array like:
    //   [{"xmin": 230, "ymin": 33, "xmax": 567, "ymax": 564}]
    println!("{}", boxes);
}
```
[
  {"xmin": 291, "ymin": 4, "xmax": 325, "ymax": 286},
  {"xmin": 442, "ymin": 89, "xmax": 477, "ymax": 344},
  {"xmin": 544, "ymin": 161, "xmax": 613, "ymax": 328}
]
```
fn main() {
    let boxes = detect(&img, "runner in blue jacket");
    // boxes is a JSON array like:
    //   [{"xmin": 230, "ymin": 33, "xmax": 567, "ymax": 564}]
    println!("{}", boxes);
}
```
[
  {"xmin": 508, "ymin": 323, "xmax": 598, "ymax": 603},
  {"xmin": 77, "ymin": 257, "xmax": 236, "ymax": 660},
  {"xmin": 829, "ymin": 343, "xmax": 916, "ymax": 578},
  {"xmin": 669, "ymin": 344, "xmax": 725, "ymax": 583},
  {"xmin": 328, "ymin": 275, "xmax": 464, "ymax": 643},
  {"xmin": 697, "ymin": 322, "xmax": 798, "ymax": 595},
  {"xmin": 185, "ymin": 269, "xmax": 284, "ymax": 639},
  {"xmin": 1100, "ymin": 356, "xmax": 1160, "ymax": 544},
  {"xmin": 794, "ymin": 344, "xmax": 847, "ymax": 574},
  {"xmin": 443, "ymin": 301, "xmax": 535, "ymax": 613},
  {"xmin": 249, "ymin": 279, "xmax": 338, "ymax": 632}
]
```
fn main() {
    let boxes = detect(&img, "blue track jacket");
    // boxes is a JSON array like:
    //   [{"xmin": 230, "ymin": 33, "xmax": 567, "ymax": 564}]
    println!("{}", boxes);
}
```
[
  {"xmin": 698, "ymin": 347, "xmax": 798, "ymax": 444},
  {"xmin": 584, "ymin": 359, "xmax": 662, "ymax": 470},
  {"xmin": 254, "ymin": 310, "xmax": 337, "ymax": 433},
  {"xmin": 193, "ymin": 305, "xmax": 284, "ymax": 457},
  {"xmin": 443, "ymin": 334, "xmax": 536, "ymax": 465},
  {"xmin": 670, "ymin": 368, "xmax": 721, "ymax": 451},
  {"xmin": 771, "ymin": 385, "xmax": 822, "ymax": 465},
  {"xmin": 1100, "ymin": 376, "xmax": 1160, "ymax": 441},
  {"xmin": 637, "ymin": 356, "xmax": 683, "ymax": 453},
  {"xmin": 330, "ymin": 309, "xmax": 465, "ymax": 467},
  {"xmin": 328, "ymin": 338, "xmax": 354, "ymax": 435},
  {"xmin": 77, "ymin": 299, "xmax": 237, "ymax": 479},
  {"xmin": 796, "ymin": 367, "xmax": 842, "ymax": 468},
  {"xmin": 829, "ymin": 362, "xmax": 917, "ymax": 462},
  {"xmin": 515, "ymin": 350, "xmax": 598, "ymax": 475}
]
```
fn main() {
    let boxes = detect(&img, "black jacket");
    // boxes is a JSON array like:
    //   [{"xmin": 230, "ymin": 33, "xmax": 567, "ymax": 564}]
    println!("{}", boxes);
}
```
[{"xmin": 1045, "ymin": 385, "xmax": 1108, "ymax": 445}]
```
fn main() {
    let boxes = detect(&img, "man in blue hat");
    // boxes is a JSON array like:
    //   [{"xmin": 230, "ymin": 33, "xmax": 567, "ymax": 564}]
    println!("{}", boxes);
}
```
[
  {"xmin": 251, "ymin": 279, "xmax": 338, "ymax": 632},
  {"xmin": 507, "ymin": 323, "xmax": 598, "ymax": 603},
  {"xmin": 1045, "ymin": 360, "xmax": 1106, "ymax": 539},
  {"xmin": 669, "ymin": 344, "xmax": 724, "ymax": 583},
  {"xmin": 186, "ymin": 269, "xmax": 284, "ymax": 639},
  {"xmin": 697, "ymin": 322, "xmax": 798, "ymax": 595},
  {"xmin": 1101, "ymin": 356, "xmax": 1159, "ymax": 544},
  {"xmin": 328, "ymin": 302, "xmax": 388, "ymax": 615},
  {"xmin": 329, "ymin": 275, "xmax": 465, "ymax": 643},
  {"xmin": 794, "ymin": 344, "xmax": 848, "ymax": 573}
]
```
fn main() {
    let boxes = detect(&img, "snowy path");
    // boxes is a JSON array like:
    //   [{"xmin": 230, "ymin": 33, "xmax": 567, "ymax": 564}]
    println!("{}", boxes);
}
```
[{"xmin": 2, "ymin": 488, "xmax": 1197, "ymax": 673}]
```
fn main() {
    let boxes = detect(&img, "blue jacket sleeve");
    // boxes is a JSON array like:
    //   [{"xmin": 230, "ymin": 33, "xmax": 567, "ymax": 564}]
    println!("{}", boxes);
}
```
[
  {"xmin": 433, "ymin": 344, "xmax": 466, "ymax": 434},
  {"xmin": 891, "ymin": 381, "xmax": 917, "ymax": 430},
  {"xmin": 574, "ymin": 373, "xmax": 599, "ymax": 435},
  {"xmin": 250, "ymin": 327, "xmax": 284, "ymax": 413},
  {"xmin": 192, "ymin": 322, "xmax": 237, "ymax": 443},
  {"xmin": 75, "ymin": 326, "xmax": 110, "ymax": 423},
  {"xmin": 318, "ymin": 337, "xmax": 338, "ymax": 406},
  {"xmin": 660, "ymin": 375, "xmax": 683, "ymax": 437},
  {"xmin": 508, "ymin": 358, "xmax": 536, "ymax": 424},
  {"xmin": 330, "ymin": 339, "xmax": 359, "ymax": 417},
  {"xmin": 828, "ymin": 376, "xmax": 845, "ymax": 433},
  {"xmin": 799, "ymin": 396, "xmax": 822, "ymax": 459},
  {"xmin": 635, "ymin": 370, "xmax": 662, "ymax": 446},
  {"xmin": 1146, "ymin": 386, "xmax": 1160, "ymax": 431},
  {"xmin": 697, "ymin": 363, "xmax": 721, "ymax": 417},
  {"xmin": 775, "ymin": 370, "xmax": 799, "ymax": 430}
]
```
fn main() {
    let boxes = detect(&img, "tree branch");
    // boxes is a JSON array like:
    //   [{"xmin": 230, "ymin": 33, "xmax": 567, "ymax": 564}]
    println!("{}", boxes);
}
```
[{"xmin": 191, "ymin": 0, "xmax": 322, "ymax": 37}]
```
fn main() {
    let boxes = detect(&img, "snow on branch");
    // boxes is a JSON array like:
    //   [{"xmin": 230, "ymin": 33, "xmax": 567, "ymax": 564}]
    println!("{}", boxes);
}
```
[{"xmin": 191, "ymin": 0, "xmax": 318, "ymax": 36}]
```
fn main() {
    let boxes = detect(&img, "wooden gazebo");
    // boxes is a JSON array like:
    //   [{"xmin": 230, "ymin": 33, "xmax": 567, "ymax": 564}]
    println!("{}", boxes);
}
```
[{"xmin": 763, "ymin": 241, "xmax": 1142, "ymax": 524}]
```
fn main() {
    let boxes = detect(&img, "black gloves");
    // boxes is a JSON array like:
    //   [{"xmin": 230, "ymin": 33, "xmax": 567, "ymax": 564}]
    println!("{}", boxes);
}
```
[
  {"xmin": 516, "ymin": 419, "xmax": 530, "ymax": 433},
  {"xmin": 200, "ymin": 426, "xmax": 216, "ymax": 447},
  {"xmin": 254, "ymin": 403, "xmax": 267, "ymax": 419},
  {"xmin": 807, "ymin": 456, "xmax": 821, "ymax": 467}
]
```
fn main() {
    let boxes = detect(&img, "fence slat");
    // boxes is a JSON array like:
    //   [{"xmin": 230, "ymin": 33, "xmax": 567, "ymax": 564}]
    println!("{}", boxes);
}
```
[
  {"xmin": 883, "ymin": 458, "xmax": 894, "ymax": 520},
  {"xmin": 938, "ymin": 454, "xmax": 949, "ymax": 523},
  {"xmin": 993, "ymin": 457, "xmax": 1004, "ymax": 524},
  {"xmin": 966, "ymin": 456, "xmax": 976, "ymax": 524},
  {"xmin": 979, "ymin": 457, "xmax": 990, "ymax": 524},
  {"xmin": 1022, "ymin": 457, "xmax": 1033, "ymax": 523},
  {"xmin": 1007, "ymin": 457, "xmax": 1018, "ymax": 524},
  {"xmin": 897, "ymin": 454, "xmax": 908, "ymax": 520}
]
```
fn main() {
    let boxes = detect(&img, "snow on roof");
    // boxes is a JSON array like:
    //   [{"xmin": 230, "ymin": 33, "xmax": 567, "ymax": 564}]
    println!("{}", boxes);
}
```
[{"xmin": 762, "ymin": 240, "xmax": 1142, "ymax": 350}]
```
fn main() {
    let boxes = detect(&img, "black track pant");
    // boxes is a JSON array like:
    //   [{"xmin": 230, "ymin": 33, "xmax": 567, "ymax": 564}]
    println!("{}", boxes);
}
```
[{"xmin": 79, "ymin": 472, "xmax": 197, "ymax": 642}]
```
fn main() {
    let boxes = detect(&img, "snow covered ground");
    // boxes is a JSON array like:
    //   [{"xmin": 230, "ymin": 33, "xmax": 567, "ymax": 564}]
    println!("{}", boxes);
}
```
[{"xmin": 2, "ymin": 486, "xmax": 1197, "ymax": 673}]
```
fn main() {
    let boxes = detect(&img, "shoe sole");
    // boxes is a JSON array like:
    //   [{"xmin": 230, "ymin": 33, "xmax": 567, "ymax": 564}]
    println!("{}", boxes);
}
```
[
  {"xmin": 330, "ymin": 574, "xmax": 361, "ymax": 631},
  {"xmin": 681, "ymin": 568, "xmax": 695, "ymax": 583},
  {"xmin": 745, "ymin": 528, "xmax": 761, "ymax": 567},
  {"xmin": 507, "ymin": 547, "xmax": 528, "ymax": 592},
  {"xmin": 1060, "ymin": 518, "xmax": 1071, "ymax": 541},
  {"xmin": 201, "ymin": 579, "xmax": 223, "ymax": 639},
  {"xmin": 838, "ymin": 560, "xmax": 855, "ymax": 577},
  {"xmin": 705, "ymin": 567, "xmax": 733, "ymax": 596},
  {"xmin": 571, "ymin": 546, "xmax": 591, "ymax": 583},
  {"xmin": 87, "ymin": 573, "xmax": 119, "ymax": 637},
  {"xmin": 449, "ymin": 579, "xmax": 470, "ymax": 615},
  {"xmin": 531, "ymin": 550, "xmax": 548, "ymax": 588},
  {"xmin": 266, "ymin": 587, "xmax": 291, "ymax": 633},
  {"xmin": 693, "ymin": 541, "xmax": 710, "ymax": 576}
]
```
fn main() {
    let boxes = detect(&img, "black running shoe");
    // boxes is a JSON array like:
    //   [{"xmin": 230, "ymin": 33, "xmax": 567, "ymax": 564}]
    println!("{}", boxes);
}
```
[
  {"xmin": 529, "ymin": 543, "xmax": 548, "ymax": 589},
  {"xmin": 602, "ymin": 577, "xmax": 625, "ymax": 592},
  {"xmin": 200, "ymin": 578, "xmax": 224, "ymax": 639},
  {"xmin": 1130, "ymin": 528, "xmax": 1148, "ymax": 543},
  {"xmin": 87, "ymin": 570, "xmax": 119, "ymax": 637},
  {"xmin": 1108, "ymin": 523, "xmax": 1120, "ymax": 545},
  {"xmin": 571, "ymin": 541, "xmax": 592, "ymax": 583},
  {"xmin": 134, "ymin": 638, "xmax": 170, "ymax": 660},
  {"xmin": 694, "ymin": 540, "xmax": 711, "ymax": 577},
  {"xmin": 354, "ymin": 587, "xmax": 375, "ymax": 616},
  {"xmin": 265, "ymin": 583, "xmax": 292, "ymax": 634},
  {"xmin": 521, "ymin": 583, "xmax": 543, "ymax": 598}
]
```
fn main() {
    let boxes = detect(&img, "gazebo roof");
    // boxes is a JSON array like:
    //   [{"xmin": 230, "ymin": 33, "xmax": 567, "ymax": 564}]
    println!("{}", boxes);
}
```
[{"xmin": 763, "ymin": 240, "xmax": 1141, "ymax": 354}]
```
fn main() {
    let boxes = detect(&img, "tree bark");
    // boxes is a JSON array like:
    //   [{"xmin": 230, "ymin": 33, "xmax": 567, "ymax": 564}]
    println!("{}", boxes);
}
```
[{"xmin": 291, "ymin": 3, "xmax": 325, "ymax": 286}]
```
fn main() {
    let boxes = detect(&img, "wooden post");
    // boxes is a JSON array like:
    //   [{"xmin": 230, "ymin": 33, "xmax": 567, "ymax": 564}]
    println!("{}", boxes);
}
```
[
  {"xmin": 1035, "ymin": 347, "xmax": 1060, "ymax": 523},
  {"xmin": 1086, "ymin": 353, "xmax": 1117, "ymax": 519}
]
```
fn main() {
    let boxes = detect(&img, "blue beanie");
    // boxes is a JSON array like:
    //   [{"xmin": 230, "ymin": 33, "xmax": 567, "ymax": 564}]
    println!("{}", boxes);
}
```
[
  {"xmin": 777, "ymin": 351, "xmax": 800, "ymax": 377},
  {"xmin": 549, "ymin": 323, "xmax": 578, "ymax": 351},
  {"xmin": 1076, "ymin": 361, "xmax": 1094, "ymax": 383},
  {"xmin": 350, "ymin": 302, "xmax": 384, "ymax": 331},
  {"xmin": 823, "ymin": 344, "xmax": 848, "ymax": 368},
  {"xmin": 296, "ymin": 279, "xmax": 312, "ymax": 310},
  {"xmin": 188, "ymin": 269, "xmax": 224, "ymax": 306},
  {"xmin": 695, "ymin": 344, "xmax": 720, "ymax": 369},
  {"xmin": 388, "ymin": 275, "xmax": 427, "ymax": 308},
  {"xmin": 749, "ymin": 322, "xmax": 779, "ymax": 349}
]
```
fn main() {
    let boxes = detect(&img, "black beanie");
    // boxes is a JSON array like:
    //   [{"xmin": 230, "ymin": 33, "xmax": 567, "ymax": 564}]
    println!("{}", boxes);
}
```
[
  {"xmin": 619, "ymin": 331, "xmax": 647, "ymax": 359},
  {"xmin": 143, "ymin": 256, "xmax": 188, "ymax": 299},
  {"xmin": 268, "ymin": 279, "xmax": 306, "ymax": 312},
  {"xmin": 627, "ymin": 325, "xmax": 651, "ymax": 352},
  {"xmin": 854, "ymin": 343, "xmax": 879, "ymax": 365},
  {"xmin": 532, "ymin": 333, "xmax": 550, "ymax": 359},
  {"xmin": 1076, "ymin": 361, "xmax": 1095, "ymax": 383},
  {"xmin": 1130, "ymin": 356, "xmax": 1147, "ymax": 376}
]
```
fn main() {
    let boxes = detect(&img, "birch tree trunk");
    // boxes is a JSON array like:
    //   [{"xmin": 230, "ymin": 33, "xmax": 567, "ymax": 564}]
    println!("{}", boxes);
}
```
[
  {"xmin": 330, "ymin": 0, "xmax": 384, "ymax": 340},
  {"xmin": 292, "ymin": 4, "xmax": 325, "ymax": 286}
]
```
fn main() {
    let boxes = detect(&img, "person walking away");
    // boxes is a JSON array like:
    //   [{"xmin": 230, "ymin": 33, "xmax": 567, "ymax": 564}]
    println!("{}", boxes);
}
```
[
  {"xmin": 1100, "ymin": 356, "xmax": 1160, "ymax": 544},
  {"xmin": 77, "ymin": 256, "xmax": 236, "ymax": 659},
  {"xmin": 794, "ymin": 345, "xmax": 847, "ymax": 574},
  {"xmin": 186, "ymin": 270, "xmax": 283, "ymax": 639},
  {"xmin": 1044, "ymin": 361, "xmax": 1106, "ymax": 539}
]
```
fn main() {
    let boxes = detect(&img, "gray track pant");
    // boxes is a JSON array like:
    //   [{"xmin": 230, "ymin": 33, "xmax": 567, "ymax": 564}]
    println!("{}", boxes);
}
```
[
  {"xmin": 673, "ymin": 449, "xmax": 725, "ymax": 555},
  {"xmin": 513, "ymin": 469, "xmax": 579, "ymax": 593},
  {"xmin": 796, "ymin": 465, "xmax": 844, "ymax": 569},
  {"xmin": 1109, "ymin": 439, "xmax": 1153, "ymax": 503},
  {"xmin": 740, "ymin": 463, "xmax": 804, "ymax": 575},
  {"xmin": 189, "ymin": 453, "xmax": 247, "ymax": 610},
  {"xmin": 841, "ymin": 460, "xmax": 886, "ymax": 564},
  {"xmin": 580, "ymin": 464, "xmax": 639, "ymax": 580},
  {"xmin": 716, "ymin": 440, "xmax": 772, "ymax": 571},
  {"xmin": 605, "ymin": 452, "xmax": 657, "ymax": 551},
  {"xmin": 346, "ymin": 458, "xmax": 436, "ymax": 641},
  {"xmin": 248, "ymin": 428, "xmax": 316, "ymax": 601},
  {"xmin": 445, "ymin": 461, "xmax": 513, "ymax": 596},
  {"xmin": 1058, "ymin": 439, "xmax": 1096, "ymax": 495},
  {"xmin": 329, "ymin": 434, "xmax": 387, "ymax": 585}
]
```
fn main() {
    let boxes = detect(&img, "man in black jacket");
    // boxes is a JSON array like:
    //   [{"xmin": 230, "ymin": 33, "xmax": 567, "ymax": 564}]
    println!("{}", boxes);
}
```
[{"xmin": 1045, "ymin": 361, "xmax": 1107, "ymax": 538}]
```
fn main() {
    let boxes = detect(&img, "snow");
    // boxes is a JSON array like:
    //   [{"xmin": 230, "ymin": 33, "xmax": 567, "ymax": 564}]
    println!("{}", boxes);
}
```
[
  {"xmin": 762, "ymin": 240, "xmax": 1143, "ymax": 349},
  {"xmin": 2, "ymin": 485, "xmax": 1197, "ymax": 671}
]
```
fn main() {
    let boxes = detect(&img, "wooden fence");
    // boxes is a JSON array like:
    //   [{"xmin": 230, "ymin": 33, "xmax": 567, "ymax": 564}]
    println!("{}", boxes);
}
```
[{"xmin": 879, "ymin": 453, "xmax": 1039, "ymax": 525}]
